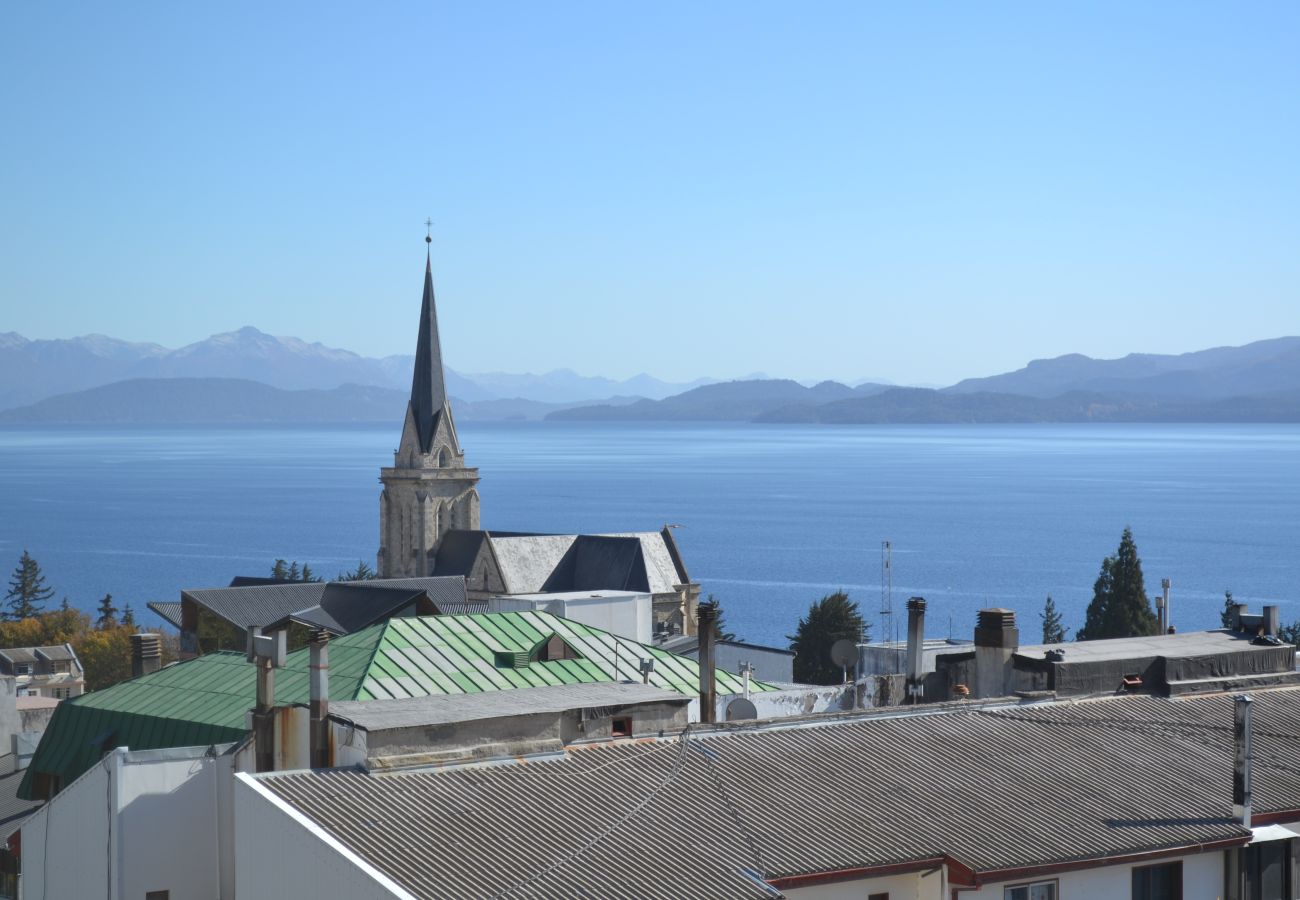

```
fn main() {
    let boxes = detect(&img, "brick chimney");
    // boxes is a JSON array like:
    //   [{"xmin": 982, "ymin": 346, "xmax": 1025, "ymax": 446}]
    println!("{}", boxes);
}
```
[
  {"xmin": 973, "ymin": 608, "xmax": 1018, "ymax": 699},
  {"xmin": 130, "ymin": 633, "xmax": 162, "ymax": 679},
  {"xmin": 696, "ymin": 601, "xmax": 717, "ymax": 724},
  {"xmin": 905, "ymin": 597, "xmax": 926, "ymax": 699}
]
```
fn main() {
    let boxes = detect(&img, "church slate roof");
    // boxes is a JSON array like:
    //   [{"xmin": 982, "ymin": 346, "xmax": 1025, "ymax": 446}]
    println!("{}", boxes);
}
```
[{"xmin": 407, "ymin": 251, "xmax": 450, "ymax": 454}]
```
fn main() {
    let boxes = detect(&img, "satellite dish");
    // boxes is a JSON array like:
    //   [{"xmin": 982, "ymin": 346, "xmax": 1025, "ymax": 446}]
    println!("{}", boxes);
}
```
[
  {"xmin": 831, "ymin": 639, "xmax": 857, "ymax": 669},
  {"xmin": 726, "ymin": 697, "xmax": 758, "ymax": 721}
]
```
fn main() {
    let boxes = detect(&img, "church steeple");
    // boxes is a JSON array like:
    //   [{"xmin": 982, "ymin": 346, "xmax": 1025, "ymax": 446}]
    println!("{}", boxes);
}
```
[{"xmin": 408, "ymin": 235, "xmax": 451, "ymax": 455}]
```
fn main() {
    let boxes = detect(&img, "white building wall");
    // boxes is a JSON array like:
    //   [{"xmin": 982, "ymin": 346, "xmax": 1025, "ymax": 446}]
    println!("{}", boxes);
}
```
[
  {"xmin": 18, "ymin": 745, "xmax": 237, "ymax": 900},
  {"xmin": 784, "ymin": 869, "xmax": 940, "ymax": 898},
  {"xmin": 233, "ymin": 773, "xmax": 411, "ymax": 900}
]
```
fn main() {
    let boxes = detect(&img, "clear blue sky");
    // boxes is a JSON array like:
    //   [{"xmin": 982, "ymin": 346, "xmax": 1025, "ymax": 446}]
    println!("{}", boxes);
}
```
[{"xmin": 2, "ymin": 2, "xmax": 1297, "ymax": 385}]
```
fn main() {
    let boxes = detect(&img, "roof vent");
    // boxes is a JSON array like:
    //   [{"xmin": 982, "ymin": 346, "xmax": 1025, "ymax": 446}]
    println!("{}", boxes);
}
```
[{"xmin": 494, "ymin": 650, "xmax": 530, "ymax": 669}]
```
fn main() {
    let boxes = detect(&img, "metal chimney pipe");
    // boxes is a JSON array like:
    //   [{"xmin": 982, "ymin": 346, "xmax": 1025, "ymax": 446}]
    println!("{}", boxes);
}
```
[
  {"xmin": 308, "ymin": 629, "xmax": 331, "ymax": 769},
  {"xmin": 1234, "ymin": 694, "xmax": 1253, "ymax": 828},
  {"xmin": 130, "ymin": 633, "xmax": 162, "ymax": 679},
  {"xmin": 905, "ymin": 597, "xmax": 926, "ymax": 698},
  {"xmin": 1263, "ymin": 605, "xmax": 1280, "ymax": 638},
  {"xmin": 696, "ymin": 602, "xmax": 718, "ymax": 724},
  {"xmin": 1160, "ymin": 579, "xmax": 1171, "ymax": 634}
]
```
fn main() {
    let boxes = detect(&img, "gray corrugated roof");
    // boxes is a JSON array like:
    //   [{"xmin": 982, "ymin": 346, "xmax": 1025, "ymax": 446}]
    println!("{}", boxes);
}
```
[
  {"xmin": 184, "ymin": 582, "xmax": 325, "ymax": 630},
  {"xmin": 259, "ymin": 689, "xmax": 1300, "ymax": 898},
  {"xmin": 147, "ymin": 601, "xmax": 183, "ymax": 629},
  {"xmin": 34, "ymin": 645, "xmax": 75, "ymax": 662},
  {"xmin": 331, "ymin": 682, "xmax": 687, "ymax": 731},
  {"xmin": 0, "ymin": 649, "xmax": 38, "ymax": 664},
  {"xmin": 0, "ymin": 769, "xmax": 41, "ymax": 843}
]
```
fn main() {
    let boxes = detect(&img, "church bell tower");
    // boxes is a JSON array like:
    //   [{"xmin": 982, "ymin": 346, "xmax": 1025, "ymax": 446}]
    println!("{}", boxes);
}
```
[{"xmin": 377, "ymin": 235, "xmax": 480, "ymax": 578}]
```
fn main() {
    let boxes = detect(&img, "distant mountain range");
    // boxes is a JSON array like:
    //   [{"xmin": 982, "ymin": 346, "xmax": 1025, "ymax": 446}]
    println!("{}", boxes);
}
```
[
  {"xmin": 3, "ymin": 330, "xmax": 1300, "ymax": 425},
  {"xmin": 0, "ymin": 328, "xmax": 710, "ymax": 411}
]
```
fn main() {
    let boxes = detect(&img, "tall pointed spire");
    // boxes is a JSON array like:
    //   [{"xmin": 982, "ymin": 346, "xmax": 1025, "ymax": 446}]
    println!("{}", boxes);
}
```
[{"xmin": 408, "ymin": 231, "xmax": 450, "ymax": 454}]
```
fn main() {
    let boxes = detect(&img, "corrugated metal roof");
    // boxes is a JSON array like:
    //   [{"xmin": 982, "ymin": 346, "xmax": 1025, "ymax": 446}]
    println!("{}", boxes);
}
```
[
  {"xmin": 147, "ymin": 601, "xmax": 184, "ymax": 629},
  {"xmin": 259, "ymin": 689, "xmax": 1300, "ymax": 899},
  {"xmin": 332, "ymin": 682, "xmax": 687, "ymax": 731},
  {"xmin": 21, "ymin": 612, "xmax": 768, "ymax": 798},
  {"xmin": 0, "ymin": 769, "xmax": 42, "ymax": 843}
]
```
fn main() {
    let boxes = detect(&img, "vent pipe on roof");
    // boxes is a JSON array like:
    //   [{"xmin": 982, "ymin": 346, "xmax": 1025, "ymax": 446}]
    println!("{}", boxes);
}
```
[
  {"xmin": 1263, "ymin": 605, "xmax": 1280, "ymax": 638},
  {"xmin": 905, "ymin": 597, "xmax": 926, "ymax": 700},
  {"xmin": 1157, "ymin": 579, "xmax": 1171, "ymax": 634},
  {"xmin": 1234, "ymin": 694, "xmax": 1253, "ymax": 828},
  {"xmin": 309, "ymin": 628, "xmax": 331, "ymax": 769},
  {"xmin": 696, "ymin": 601, "xmax": 718, "ymax": 724},
  {"xmin": 130, "ymin": 633, "xmax": 162, "ymax": 679}
]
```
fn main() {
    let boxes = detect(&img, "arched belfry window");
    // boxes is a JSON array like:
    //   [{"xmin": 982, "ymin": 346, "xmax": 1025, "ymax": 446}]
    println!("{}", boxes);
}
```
[{"xmin": 438, "ymin": 446, "xmax": 450, "ymax": 467}]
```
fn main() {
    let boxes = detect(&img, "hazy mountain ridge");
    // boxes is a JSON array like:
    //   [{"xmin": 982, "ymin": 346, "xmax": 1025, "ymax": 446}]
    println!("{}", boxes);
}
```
[
  {"xmin": 0, "ymin": 378, "xmax": 620, "ymax": 424},
  {"xmin": 0, "ymin": 328, "xmax": 710, "ymax": 410}
]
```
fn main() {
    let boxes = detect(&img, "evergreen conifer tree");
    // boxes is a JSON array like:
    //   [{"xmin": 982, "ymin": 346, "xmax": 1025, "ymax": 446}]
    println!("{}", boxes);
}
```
[
  {"xmin": 1076, "ymin": 527, "xmax": 1158, "ymax": 641},
  {"xmin": 787, "ymin": 590, "xmax": 867, "ymax": 685},
  {"xmin": 121, "ymin": 604, "xmax": 136, "ymax": 627},
  {"xmin": 338, "ymin": 560, "xmax": 377, "ymax": 581},
  {"xmin": 287, "ymin": 562, "xmax": 300, "ymax": 582},
  {"xmin": 1040, "ymin": 595, "xmax": 1067, "ymax": 643},
  {"xmin": 5, "ymin": 550, "xmax": 55, "ymax": 620},
  {"xmin": 95, "ymin": 593, "xmax": 119, "ymax": 629},
  {"xmin": 1221, "ymin": 590, "xmax": 1239, "ymax": 628},
  {"xmin": 271, "ymin": 559, "xmax": 289, "ymax": 580}
]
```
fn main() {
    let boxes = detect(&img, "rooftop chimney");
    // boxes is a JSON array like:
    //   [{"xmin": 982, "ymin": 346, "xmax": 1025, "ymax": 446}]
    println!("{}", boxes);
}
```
[
  {"xmin": 1156, "ymin": 578, "xmax": 1171, "ymax": 634},
  {"xmin": 905, "ymin": 597, "xmax": 926, "ymax": 700},
  {"xmin": 972, "ymin": 608, "xmax": 1019, "ymax": 700},
  {"xmin": 308, "ymin": 629, "xmax": 331, "ymax": 769},
  {"xmin": 696, "ymin": 601, "xmax": 718, "ymax": 724},
  {"xmin": 1234, "ymin": 694, "xmax": 1253, "ymax": 828},
  {"xmin": 1263, "ymin": 605, "xmax": 1280, "ymax": 638},
  {"xmin": 130, "ymin": 633, "xmax": 162, "ymax": 679}
]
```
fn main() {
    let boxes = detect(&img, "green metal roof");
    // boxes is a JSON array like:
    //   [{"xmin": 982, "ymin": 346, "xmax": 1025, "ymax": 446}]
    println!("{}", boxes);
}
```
[{"xmin": 21, "ymin": 612, "xmax": 772, "ymax": 798}]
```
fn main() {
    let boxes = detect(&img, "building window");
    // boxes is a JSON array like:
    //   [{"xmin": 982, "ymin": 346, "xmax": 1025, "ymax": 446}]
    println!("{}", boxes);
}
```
[
  {"xmin": 145, "ymin": 892, "xmax": 170, "ymax": 900},
  {"xmin": 52, "ymin": 688, "xmax": 69, "ymax": 700},
  {"xmin": 1132, "ymin": 861, "xmax": 1182, "ymax": 900},
  {"xmin": 612, "ymin": 717, "xmax": 632, "ymax": 738},
  {"xmin": 1004, "ymin": 880, "xmax": 1056, "ymax": 900},
  {"xmin": 14, "ymin": 665, "xmax": 31, "ymax": 676},
  {"xmin": 868, "ymin": 894, "xmax": 890, "ymax": 900},
  {"xmin": 1238, "ymin": 839, "xmax": 1293, "ymax": 900}
]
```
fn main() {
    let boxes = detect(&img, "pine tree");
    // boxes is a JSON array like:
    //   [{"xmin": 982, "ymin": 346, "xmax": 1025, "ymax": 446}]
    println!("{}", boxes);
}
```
[
  {"xmin": 271, "ymin": 559, "xmax": 289, "ymax": 580},
  {"xmin": 787, "ymin": 590, "xmax": 868, "ymax": 685},
  {"xmin": 702, "ymin": 595, "xmax": 737, "ymax": 642},
  {"xmin": 1221, "ymin": 590, "xmax": 1239, "ymax": 629},
  {"xmin": 120, "ymin": 604, "xmax": 136, "ymax": 627},
  {"xmin": 1076, "ymin": 527, "xmax": 1158, "ymax": 641},
  {"xmin": 338, "ymin": 560, "xmax": 377, "ymax": 581},
  {"xmin": 287, "ymin": 562, "xmax": 300, "ymax": 582},
  {"xmin": 95, "ymin": 593, "xmax": 119, "ymax": 629},
  {"xmin": 5, "ymin": 550, "xmax": 55, "ymax": 620},
  {"xmin": 1040, "ymin": 595, "xmax": 1067, "ymax": 643},
  {"xmin": 300, "ymin": 563, "xmax": 322, "ymax": 583}
]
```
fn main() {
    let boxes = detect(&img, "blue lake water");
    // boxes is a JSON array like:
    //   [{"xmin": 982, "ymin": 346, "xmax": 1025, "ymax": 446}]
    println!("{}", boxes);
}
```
[{"xmin": 0, "ymin": 422, "xmax": 1297, "ymax": 648}]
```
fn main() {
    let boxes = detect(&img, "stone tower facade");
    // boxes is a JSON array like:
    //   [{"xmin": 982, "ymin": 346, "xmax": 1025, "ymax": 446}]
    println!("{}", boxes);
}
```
[{"xmin": 377, "ymin": 248, "xmax": 480, "ymax": 578}]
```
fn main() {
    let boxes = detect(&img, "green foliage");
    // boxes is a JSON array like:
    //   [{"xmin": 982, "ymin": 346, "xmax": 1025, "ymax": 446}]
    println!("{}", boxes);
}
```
[
  {"xmin": 338, "ymin": 560, "xmax": 377, "ymax": 581},
  {"xmin": 1221, "ymin": 590, "xmax": 1238, "ymax": 628},
  {"xmin": 5, "ymin": 551, "xmax": 55, "ymax": 620},
  {"xmin": 1279, "ymin": 620, "xmax": 1300, "ymax": 646},
  {"xmin": 1040, "ymin": 595, "xmax": 1067, "ymax": 644},
  {"xmin": 120, "ymin": 603, "xmax": 135, "ymax": 627},
  {"xmin": 787, "ymin": 590, "xmax": 867, "ymax": 685},
  {"xmin": 703, "ymin": 595, "xmax": 737, "ymax": 642},
  {"xmin": 271, "ymin": 559, "xmax": 322, "ymax": 582},
  {"xmin": 95, "ymin": 593, "xmax": 119, "ymax": 629},
  {"xmin": 1076, "ymin": 527, "xmax": 1158, "ymax": 641}
]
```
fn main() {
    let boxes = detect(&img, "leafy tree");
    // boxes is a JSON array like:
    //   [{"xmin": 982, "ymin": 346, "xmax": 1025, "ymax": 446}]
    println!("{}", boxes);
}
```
[
  {"xmin": 1040, "ymin": 595, "xmax": 1067, "ymax": 644},
  {"xmin": 74, "ymin": 626, "xmax": 135, "ymax": 691},
  {"xmin": 338, "ymin": 560, "xmax": 377, "ymax": 581},
  {"xmin": 120, "ymin": 604, "xmax": 136, "ymax": 627},
  {"xmin": 787, "ymin": 590, "xmax": 867, "ymax": 685},
  {"xmin": 1221, "ymin": 590, "xmax": 1239, "ymax": 628},
  {"xmin": 95, "ymin": 593, "xmax": 119, "ymax": 629},
  {"xmin": 5, "ymin": 551, "xmax": 55, "ymax": 620},
  {"xmin": 1076, "ymin": 527, "xmax": 1158, "ymax": 641}
]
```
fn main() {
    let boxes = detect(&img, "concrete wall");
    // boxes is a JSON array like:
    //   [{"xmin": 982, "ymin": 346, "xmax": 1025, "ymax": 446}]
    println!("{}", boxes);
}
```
[
  {"xmin": 19, "ymin": 745, "xmax": 238, "ymax": 900},
  {"xmin": 490, "ymin": 592, "xmax": 653, "ymax": 644},
  {"xmin": 707, "ymin": 675, "xmax": 907, "ymax": 722},
  {"xmin": 233, "ymin": 774, "xmax": 410, "ymax": 899}
]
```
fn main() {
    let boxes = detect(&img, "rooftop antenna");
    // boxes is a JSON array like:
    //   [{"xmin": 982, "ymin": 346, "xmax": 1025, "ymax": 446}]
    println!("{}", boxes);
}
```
[{"xmin": 881, "ymin": 540, "xmax": 896, "ymax": 667}]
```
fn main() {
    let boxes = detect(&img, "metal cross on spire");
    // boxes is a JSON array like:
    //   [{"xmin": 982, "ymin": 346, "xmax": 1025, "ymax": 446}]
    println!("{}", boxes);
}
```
[{"xmin": 424, "ymin": 218, "xmax": 433, "ymax": 245}]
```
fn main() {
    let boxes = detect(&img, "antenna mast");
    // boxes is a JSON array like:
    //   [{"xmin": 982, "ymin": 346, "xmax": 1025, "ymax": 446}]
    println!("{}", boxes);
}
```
[{"xmin": 880, "ymin": 540, "xmax": 894, "ymax": 663}]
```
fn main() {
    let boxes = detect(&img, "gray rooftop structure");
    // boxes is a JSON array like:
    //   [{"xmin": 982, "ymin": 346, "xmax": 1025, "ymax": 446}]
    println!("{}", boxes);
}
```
[
  {"xmin": 258, "ymin": 688, "xmax": 1300, "ymax": 898},
  {"xmin": 331, "ymin": 682, "xmax": 686, "ymax": 731}
]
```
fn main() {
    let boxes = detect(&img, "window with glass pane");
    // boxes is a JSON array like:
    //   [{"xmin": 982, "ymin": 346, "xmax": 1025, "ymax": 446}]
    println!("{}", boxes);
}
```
[
  {"xmin": 1132, "ymin": 861, "xmax": 1182, "ymax": 900},
  {"xmin": 1004, "ymin": 881, "xmax": 1057, "ymax": 900}
]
